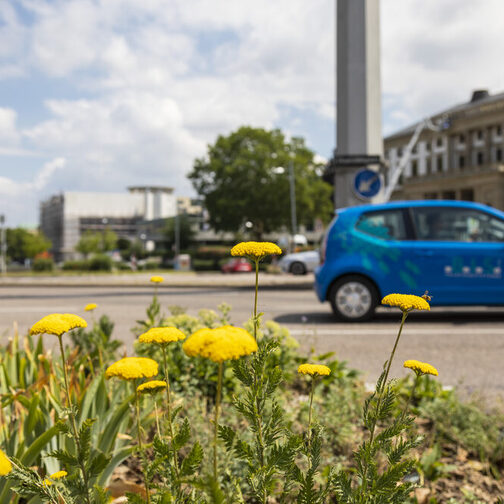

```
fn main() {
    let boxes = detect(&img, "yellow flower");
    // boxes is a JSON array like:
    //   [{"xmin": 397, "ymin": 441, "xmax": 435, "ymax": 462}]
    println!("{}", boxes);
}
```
[
  {"xmin": 137, "ymin": 380, "xmax": 167, "ymax": 394},
  {"xmin": 183, "ymin": 325, "xmax": 258, "ymax": 363},
  {"xmin": 230, "ymin": 241, "xmax": 282, "ymax": 261},
  {"xmin": 105, "ymin": 357, "xmax": 158, "ymax": 380},
  {"xmin": 0, "ymin": 449, "xmax": 12, "ymax": 476},
  {"xmin": 404, "ymin": 359, "xmax": 438, "ymax": 377},
  {"xmin": 297, "ymin": 363, "xmax": 331, "ymax": 376},
  {"xmin": 139, "ymin": 327, "xmax": 186, "ymax": 345},
  {"xmin": 30, "ymin": 313, "xmax": 87, "ymax": 337},
  {"xmin": 381, "ymin": 294, "xmax": 430, "ymax": 312},
  {"xmin": 150, "ymin": 275, "xmax": 164, "ymax": 284},
  {"xmin": 84, "ymin": 303, "xmax": 97, "ymax": 312},
  {"xmin": 50, "ymin": 470, "xmax": 67, "ymax": 480}
]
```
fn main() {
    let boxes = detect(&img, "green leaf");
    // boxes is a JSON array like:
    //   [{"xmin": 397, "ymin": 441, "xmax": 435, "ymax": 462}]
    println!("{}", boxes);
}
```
[
  {"xmin": 180, "ymin": 442, "xmax": 204, "ymax": 476},
  {"xmin": 21, "ymin": 422, "xmax": 65, "ymax": 466},
  {"xmin": 173, "ymin": 418, "xmax": 191, "ymax": 450}
]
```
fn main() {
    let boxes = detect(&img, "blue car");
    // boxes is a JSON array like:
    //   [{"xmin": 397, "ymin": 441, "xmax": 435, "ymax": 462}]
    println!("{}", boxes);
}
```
[{"xmin": 315, "ymin": 200, "xmax": 504, "ymax": 321}]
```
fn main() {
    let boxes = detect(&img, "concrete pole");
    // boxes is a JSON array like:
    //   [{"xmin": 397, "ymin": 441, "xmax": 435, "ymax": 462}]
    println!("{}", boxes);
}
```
[{"xmin": 333, "ymin": 0, "xmax": 384, "ymax": 207}]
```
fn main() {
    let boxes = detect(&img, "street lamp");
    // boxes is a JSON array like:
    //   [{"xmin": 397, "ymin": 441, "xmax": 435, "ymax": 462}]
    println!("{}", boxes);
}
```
[{"xmin": 272, "ymin": 162, "xmax": 297, "ymax": 251}]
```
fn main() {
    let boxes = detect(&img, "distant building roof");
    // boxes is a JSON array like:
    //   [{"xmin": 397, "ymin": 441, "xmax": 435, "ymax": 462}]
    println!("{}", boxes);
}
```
[
  {"xmin": 128, "ymin": 186, "xmax": 174, "ymax": 193},
  {"xmin": 385, "ymin": 89, "xmax": 504, "ymax": 141}
]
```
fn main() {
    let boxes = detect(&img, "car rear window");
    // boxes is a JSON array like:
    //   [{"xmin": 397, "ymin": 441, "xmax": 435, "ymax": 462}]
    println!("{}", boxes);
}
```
[{"xmin": 355, "ymin": 209, "xmax": 408, "ymax": 240}]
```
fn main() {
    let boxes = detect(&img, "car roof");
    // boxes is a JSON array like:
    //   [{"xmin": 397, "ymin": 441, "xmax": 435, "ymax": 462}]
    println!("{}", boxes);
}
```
[{"xmin": 336, "ymin": 200, "xmax": 504, "ymax": 217}]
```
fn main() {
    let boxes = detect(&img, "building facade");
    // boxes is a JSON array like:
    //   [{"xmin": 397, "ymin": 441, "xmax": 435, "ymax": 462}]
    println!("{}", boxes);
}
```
[
  {"xmin": 40, "ymin": 187, "xmax": 176, "ymax": 261},
  {"xmin": 385, "ymin": 90, "xmax": 504, "ymax": 209}
]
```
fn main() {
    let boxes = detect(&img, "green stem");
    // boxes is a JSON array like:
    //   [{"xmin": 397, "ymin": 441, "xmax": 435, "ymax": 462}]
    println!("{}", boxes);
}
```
[
  {"xmin": 214, "ymin": 362, "xmax": 223, "ymax": 481},
  {"xmin": 307, "ymin": 378, "xmax": 315, "ymax": 458},
  {"xmin": 162, "ymin": 345, "xmax": 180, "ymax": 477},
  {"xmin": 363, "ymin": 310, "xmax": 409, "ymax": 491},
  {"xmin": 253, "ymin": 259, "xmax": 259, "ymax": 340},
  {"xmin": 400, "ymin": 374, "xmax": 420, "ymax": 425},
  {"xmin": 154, "ymin": 400, "xmax": 161, "ymax": 438},
  {"xmin": 135, "ymin": 385, "xmax": 151, "ymax": 504},
  {"xmin": 57, "ymin": 335, "xmax": 92, "ymax": 504}
]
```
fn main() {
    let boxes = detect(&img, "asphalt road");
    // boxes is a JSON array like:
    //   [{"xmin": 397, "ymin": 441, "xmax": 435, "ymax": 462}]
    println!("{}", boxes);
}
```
[{"xmin": 1, "ymin": 283, "xmax": 504, "ymax": 399}]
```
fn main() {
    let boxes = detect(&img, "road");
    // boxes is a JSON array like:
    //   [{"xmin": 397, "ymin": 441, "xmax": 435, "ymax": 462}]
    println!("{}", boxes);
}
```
[{"xmin": 1, "ymin": 283, "xmax": 504, "ymax": 398}]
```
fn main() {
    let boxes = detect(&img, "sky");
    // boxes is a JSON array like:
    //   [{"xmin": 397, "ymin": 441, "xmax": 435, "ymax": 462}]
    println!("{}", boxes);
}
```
[{"xmin": 1, "ymin": 0, "xmax": 504, "ymax": 227}]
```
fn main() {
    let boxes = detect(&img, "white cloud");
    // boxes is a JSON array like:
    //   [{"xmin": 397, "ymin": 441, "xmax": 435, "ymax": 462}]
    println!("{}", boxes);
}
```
[{"xmin": 0, "ymin": 0, "xmax": 504, "ymax": 226}]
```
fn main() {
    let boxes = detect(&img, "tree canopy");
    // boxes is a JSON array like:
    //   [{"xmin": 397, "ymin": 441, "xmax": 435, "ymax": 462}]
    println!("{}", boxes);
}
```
[
  {"xmin": 6, "ymin": 228, "xmax": 52, "ymax": 263},
  {"xmin": 188, "ymin": 126, "xmax": 333, "ymax": 239},
  {"xmin": 76, "ymin": 229, "xmax": 118, "ymax": 258}
]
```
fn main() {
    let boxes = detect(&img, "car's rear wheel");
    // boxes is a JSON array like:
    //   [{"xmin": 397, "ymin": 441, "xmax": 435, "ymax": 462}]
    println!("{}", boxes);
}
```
[
  {"xmin": 290, "ymin": 261, "xmax": 306, "ymax": 275},
  {"xmin": 329, "ymin": 275, "xmax": 378, "ymax": 322}
]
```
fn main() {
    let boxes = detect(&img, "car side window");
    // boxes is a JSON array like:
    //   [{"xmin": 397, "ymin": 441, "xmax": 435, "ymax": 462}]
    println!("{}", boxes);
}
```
[
  {"xmin": 411, "ymin": 207, "xmax": 504, "ymax": 242},
  {"xmin": 355, "ymin": 210, "xmax": 407, "ymax": 240}
]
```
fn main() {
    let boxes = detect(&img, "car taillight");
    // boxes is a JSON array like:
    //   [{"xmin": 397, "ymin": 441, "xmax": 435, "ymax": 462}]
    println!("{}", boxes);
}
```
[{"xmin": 320, "ymin": 213, "xmax": 338, "ymax": 265}]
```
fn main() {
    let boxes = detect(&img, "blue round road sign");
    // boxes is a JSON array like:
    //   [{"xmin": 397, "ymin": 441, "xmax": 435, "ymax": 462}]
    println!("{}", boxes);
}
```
[{"xmin": 353, "ymin": 169, "xmax": 382, "ymax": 200}]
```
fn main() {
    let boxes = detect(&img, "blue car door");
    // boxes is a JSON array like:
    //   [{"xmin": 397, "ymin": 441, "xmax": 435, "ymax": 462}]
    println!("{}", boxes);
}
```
[{"xmin": 408, "ymin": 206, "xmax": 504, "ymax": 304}]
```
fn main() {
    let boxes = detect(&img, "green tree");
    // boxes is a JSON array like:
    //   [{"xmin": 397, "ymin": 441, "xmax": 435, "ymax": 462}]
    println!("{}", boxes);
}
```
[
  {"xmin": 188, "ymin": 126, "xmax": 333, "ymax": 239},
  {"xmin": 76, "ymin": 231, "xmax": 101, "ymax": 258},
  {"xmin": 6, "ymin": 228, "xmax": 52, "ymax": 262},
  {"xmin": 76, "ymin": 229, "xmax": 118, "ymax": 258}
]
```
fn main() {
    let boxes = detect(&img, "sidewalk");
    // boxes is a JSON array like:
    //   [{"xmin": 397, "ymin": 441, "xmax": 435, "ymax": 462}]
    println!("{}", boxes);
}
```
[{"xmin": 0, "ymin": 271, "xmax": 314, "ymax": 289}]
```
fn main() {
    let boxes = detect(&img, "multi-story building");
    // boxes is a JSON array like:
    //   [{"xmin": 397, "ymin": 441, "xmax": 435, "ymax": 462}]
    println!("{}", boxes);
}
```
[
  {"xmin": 385, "ymin": 89, "xmax": 504, "ymax": 209},
  {"xmin": 40, "ymin": 186, "xmax": 176, "ymax": 261}
]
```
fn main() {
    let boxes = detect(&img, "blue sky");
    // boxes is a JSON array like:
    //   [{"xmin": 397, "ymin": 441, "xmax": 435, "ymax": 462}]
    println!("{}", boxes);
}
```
[{"xmin": 1, "ymin": 0, "xmax": 504, "ymax": 227}]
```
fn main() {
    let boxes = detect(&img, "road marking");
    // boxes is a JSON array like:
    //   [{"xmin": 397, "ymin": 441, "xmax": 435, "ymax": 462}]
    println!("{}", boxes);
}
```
[
  {"xmin": 288, "ymin": 327, "xmax": 503, "ymax": 335},
  {"xmin": 0, "ymin": 306, "xmax": 81, "ymax": 313}
]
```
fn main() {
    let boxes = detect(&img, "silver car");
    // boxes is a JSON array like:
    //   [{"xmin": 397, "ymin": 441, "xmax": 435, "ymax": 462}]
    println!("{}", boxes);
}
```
[{"xmin": 279, "ymin": 250, "xmax": 320, "ymax": 275}]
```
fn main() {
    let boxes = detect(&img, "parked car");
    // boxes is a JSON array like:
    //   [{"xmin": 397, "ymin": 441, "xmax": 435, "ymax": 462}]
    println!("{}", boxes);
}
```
[
  {"xmin": 221, "ymin": 257, "xmax": 253, "ymax": 273},
  {"xmin": 278, "ymin": 250, "xmax": 320, "ymax": 275},
  {"xmin": 315, "ymin": 200, "xmax": 504, "ymax": 321}
]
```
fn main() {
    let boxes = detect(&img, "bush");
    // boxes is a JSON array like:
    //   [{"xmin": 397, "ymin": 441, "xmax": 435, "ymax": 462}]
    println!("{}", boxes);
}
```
[
  {"xmin": 88, "ymin": 253, "xmax": 112, "ymax": 271},
  {"xmin": 31, "ymin": 257, "xmax": 54, "ymax": 271},
  {"xmin": 62, "ymin": 259, "xmax": 90, "ymax": 271}
]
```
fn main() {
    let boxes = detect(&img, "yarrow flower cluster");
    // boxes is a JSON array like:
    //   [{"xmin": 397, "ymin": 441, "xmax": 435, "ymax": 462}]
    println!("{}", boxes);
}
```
[
  {"xmin": 297, "ymin": 363, "xmax": 331, "ymax": 377},
  {"xmin": 0, "ymin": 449, "xmax": 12, "ymax": 476},
  {"xmin": 137, "ymin": 380, "xmax": 167, "ymax": 394},
  {"xmin": 150, "ymin": 275, "xmax": 164, "ymax": 284},
  {"xmin": 105, "ymin": 357, "xmax": 159, "ymax": 380},
  {"xmin": 139, "ymin": 327, "xmax": 186, "ymax": 345},
  {"xmin": 84, "ymin": 303, "xmax": 97, "ymax": 312},
  {"xmin": 30, "ymin": 313, "xmax": 87, "ymax": 337},
  {"xmin": 381, "ymin": 294, "xmax": 430, "ymax": 313},
  {"xmin": 43, "ymin": 470, "xmax": 68, "ymax": 486},
  {"xmin": 183, "ymin": 325, "xmax": 258, "ymax": 363},
  {"xmin": 403, "ymin": 359, "xmax": 439, "ymax": 377},
  {"xmin": 231, "ymin": 241, "xmax": 282, "ymax": 261}
]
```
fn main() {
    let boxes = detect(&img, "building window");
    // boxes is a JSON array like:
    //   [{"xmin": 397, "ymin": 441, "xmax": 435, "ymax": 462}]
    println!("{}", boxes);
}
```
[
  {"xmin": 477, "ymin": 130, "xmax": 483, "ymax": 140},
  {"xmin": 442, "ymin": 190, "xmax": 456, "ymax": 200},
  {"xmin": 411, "ymin": 160, "xmax": 418, "ymax": 177},
  {"xmin": 398, "ymin": 147, "xmax": 403, "ymax": 157},
  {"xmin": 425, "ymin": 141, "xmax": 431, "ymax": 152},
  {"xmin": 459, "ymin": 155, "xmax": 465, "ymax": 169},
  {"xmin": 497, "ymin": 148, "xmax": 503, "ymax": 162},
  {"xmin": 436, "ymin": 156, "xmax": 443, "ymax": 172},
  {"xmin": 460, "ymin": 188, "xmax": 474, "ymax": 201},
  {"xmin": 477, "ymin": 151, "xmax": 484, "ymax": 165},
  {"xmin": 497, "ymin": 125, "xmax": 502, "ymax": 136},
  {"xmin": 436, "ymin": 137, "xmax": 443, "ymax": 147},
  {"xmin": 412, "ymin": 144, "xmax": 418, "ymax": 154},
  {"xmin": 459, "ymin": 134, "xmax": 465, "ymax": 144},
  {"xmin": 424, "ymin": 192, "xmax": 438, "ymax": 199},
  {"xmin": 399, "ymin": 174, "xmax": 404, "ymax": 185}
]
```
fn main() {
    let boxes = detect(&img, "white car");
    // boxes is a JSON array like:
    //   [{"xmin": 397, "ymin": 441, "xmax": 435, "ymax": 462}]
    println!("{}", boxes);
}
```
[{"xmin": 279, "ymin": 250, "xmax": 320, "ymax": 275}]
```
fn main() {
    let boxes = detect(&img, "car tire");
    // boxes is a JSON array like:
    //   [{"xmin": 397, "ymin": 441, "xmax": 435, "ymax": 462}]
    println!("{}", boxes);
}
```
[
  {"xmin": 290, "ymin": 261, "xmax": 306, "ymax": 275},
  {"xmin": 328, "ymin": 275, "xmax": 378, "ymax": 322}
]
